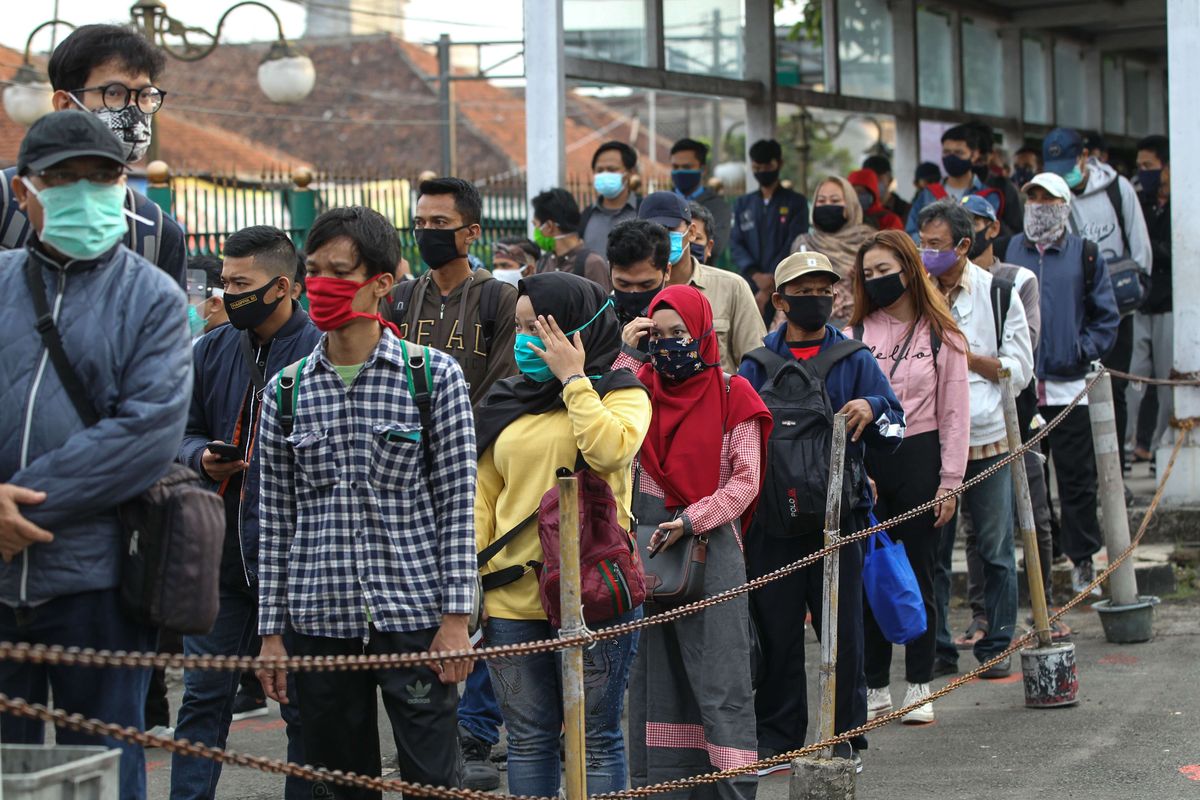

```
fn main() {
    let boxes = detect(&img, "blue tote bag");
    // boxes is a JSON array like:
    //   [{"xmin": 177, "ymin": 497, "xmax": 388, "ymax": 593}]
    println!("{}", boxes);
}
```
[{"xmin": 862, "ymin": 513, "xmax": 927, "ymax": 645}]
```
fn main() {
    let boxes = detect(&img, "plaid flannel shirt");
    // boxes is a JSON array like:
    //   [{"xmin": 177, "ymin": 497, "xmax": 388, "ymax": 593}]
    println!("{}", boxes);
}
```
[{"xmin": 257, "ymin": 331, "xmax": 477, "ymax": 639}]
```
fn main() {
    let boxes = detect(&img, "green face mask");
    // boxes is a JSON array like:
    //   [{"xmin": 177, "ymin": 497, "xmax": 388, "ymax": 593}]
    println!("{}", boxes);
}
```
[
  {"xmin": 533, "ymin": 225, "xmax": 556, "ymax": 253},
  {"xmin": 24, "ymin": 178, "xmax": 127, "ymax": 260}
]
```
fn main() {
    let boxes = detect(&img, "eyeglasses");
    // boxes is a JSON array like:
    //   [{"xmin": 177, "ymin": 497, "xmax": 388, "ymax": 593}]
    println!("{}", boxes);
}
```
[
  {"xmin": 34, "ymin": 167, "xmax": 125, "ymax": 187},
  {"xmin": 72, "ymin": 84, "xmax": 167, "ymax": 115}
]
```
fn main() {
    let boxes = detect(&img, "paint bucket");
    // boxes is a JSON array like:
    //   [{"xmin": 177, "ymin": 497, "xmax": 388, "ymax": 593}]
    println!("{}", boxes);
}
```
[
  {"xmin": 1020, "ymin": 641, "xmax": 1079, "ymax": 708},
  {"xmin": 1093, "ymin": 596, "xmax": 1159, "ymax": 644}
]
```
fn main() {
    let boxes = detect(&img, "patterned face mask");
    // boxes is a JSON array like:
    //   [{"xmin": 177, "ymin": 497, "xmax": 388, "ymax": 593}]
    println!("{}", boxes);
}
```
[
  {"xmin": 1024, "ymin": 202, "xmax": 1072, "ymax": 243},
  {"xmin": 71, "ymin": 94, "xmax": 151, "ymax": 163},
  {"xmin": 649, "ymin": 329, "xmax": 713, "ymax": 383}
]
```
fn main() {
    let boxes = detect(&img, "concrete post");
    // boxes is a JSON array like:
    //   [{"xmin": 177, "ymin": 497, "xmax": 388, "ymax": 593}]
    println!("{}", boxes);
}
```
[
  {"xmin": 524, "ymin": 0, "xmax": 566, "ymax": 215},
  {"xmin": 1088, "ymin": 370, "xmax": 1141, "ymax": 606},
  {"xmin": 743, "ymin": 0, "xmax": 777, "ymax": 153},
  {"xmin": 1164, "ymin": 0, "xmax": 1200, "ymax": 504},
  {"xmin": 557, "ymin": 476, "xmax": 587, "ymax": 800},
  {"xmin": 890, "ymin": 0, "xmax": 919, "ymax": 207}
]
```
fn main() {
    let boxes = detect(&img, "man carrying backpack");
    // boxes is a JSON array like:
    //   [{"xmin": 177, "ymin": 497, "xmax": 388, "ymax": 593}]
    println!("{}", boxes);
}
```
[
  {"xmin": 390, "ymin": 178, "xmax": 518, "ymax": 406},
  {"xmin": 1003, "ymin": 174, "xmax": 1119, "ymax": 597},
  {"xmin": 920, "ymin": 200, "xmax": 1034, "ymax": 680},
  {"xmin": 739, "ymin": 251, "xmax": 905, "ymax": 774},
  {"xmin": 1, "ymin": 25, "xmax": 188, "ymax": 290},
  {"xmin": 255, "ymin": 206, "xmax": 477, "ymax": 798}
]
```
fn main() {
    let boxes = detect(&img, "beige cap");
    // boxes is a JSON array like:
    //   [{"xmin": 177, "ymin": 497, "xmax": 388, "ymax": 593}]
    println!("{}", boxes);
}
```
[{"xmin": 774, "ymin": 251, "xmax": 841, "ymax": 287}]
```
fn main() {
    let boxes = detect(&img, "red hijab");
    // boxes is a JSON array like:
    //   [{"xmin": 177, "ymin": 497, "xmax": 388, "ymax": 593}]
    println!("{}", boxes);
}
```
[{"xmin": 636, "ymin": 285, "xmax": 772, "ymax": 533}]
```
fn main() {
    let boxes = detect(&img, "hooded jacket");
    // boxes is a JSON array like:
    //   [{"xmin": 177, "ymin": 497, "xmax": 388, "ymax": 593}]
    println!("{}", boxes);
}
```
[
  {"xmin": 848, "ymin": 169, "xmax": 904, "ymax": 231},
  {"xmin": 1069, "ymin": 159, "xmax": 1152, "ymax": 276},
  {"xmin": 391, "ymin": 268, "xmax": 518, "ymax": 405},
  {"xmin": 0, "ymin": 241, "xmax": 191, "ymax": 606}
]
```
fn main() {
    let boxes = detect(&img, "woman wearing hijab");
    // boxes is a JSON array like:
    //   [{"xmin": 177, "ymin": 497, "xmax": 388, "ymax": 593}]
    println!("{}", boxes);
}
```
[
  {"xmin": 848, "ymin": 168, "xmax": 905, "ymax": 232},
  {"xmin": 790, "ymin": 175, "xmax": 876, "ymax": 325},
  {"xmin": 847, "ymin": 230, "xmax": 969, "ymax": 726},
  {"xmin": 615, "ymin": 285, "xmax": 772, "ymax": 800},
  {"xmin": 475, "ymin": 271, "xmax": 651, "ymax": 797}
]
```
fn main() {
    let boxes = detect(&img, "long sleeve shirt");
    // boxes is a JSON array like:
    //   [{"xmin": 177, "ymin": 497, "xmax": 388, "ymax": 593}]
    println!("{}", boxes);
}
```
[
  {"xmin": 475, "ymin": 380, "xmax": 651, "ymax": 621},
  {"xmin": 730, "ymin": 186, "xmax": 809, "ymax": 277},
  {"xmin": 257, "ymin": 331, "xmax": 477, "ymax": 639},
  {"xmin": 853, "ymin": 313, "xmax": 970, "ymax": 489}
]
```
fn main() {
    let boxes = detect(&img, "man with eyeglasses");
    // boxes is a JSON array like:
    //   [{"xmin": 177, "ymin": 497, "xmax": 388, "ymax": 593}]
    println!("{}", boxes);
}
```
[
  {"xmin": 1, "ymin": 24, "xmax": 187, "ymax": 290},
  {"xmin": 0, "ymin": 110, "xmax": 192, "ymax": 800}
]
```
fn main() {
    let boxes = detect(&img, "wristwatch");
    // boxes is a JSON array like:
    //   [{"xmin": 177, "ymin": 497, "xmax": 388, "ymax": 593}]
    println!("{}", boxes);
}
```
[{"xmin": 561, "ymin": 373, "xmax": 586, "ymax": 389}]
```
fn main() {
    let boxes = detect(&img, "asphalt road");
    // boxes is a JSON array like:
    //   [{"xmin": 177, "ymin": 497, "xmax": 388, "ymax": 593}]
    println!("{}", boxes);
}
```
[{"xmin": 144, "ymin": 596, "xmax": 1200, "ymax": 799}]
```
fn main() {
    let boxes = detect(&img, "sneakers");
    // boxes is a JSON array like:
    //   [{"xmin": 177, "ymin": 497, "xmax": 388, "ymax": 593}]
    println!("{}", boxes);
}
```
[
  {"xmin": 230, "ymin": 682, "xmax": 269, "ymax": 721},
  {"xmin": 1071, "ymin": 560, "xmax": 1103, "ymax": 598},
  {"xmin": 979, "ymin": 656, "xmax": 1012, "ymax": 679},
  {"xmin": 145, "ymin": 725, "xmax": 174, "ymax": 747},
  {"xmin": 866, "ymin": 687, "xmax": 892, "ymax": 720},
  {"xmin": 756, "ymin": 748, "xmax": 791, "ymax": 777},
  {"xmin": 900, "ymin": 683, "xmax": 934, "ymax": 724},
  {"xmin": 459, "ymin": 726, "xmax": 501, "ymax": 791},
  {"xmin": 831, "ymin": 742, "xmax": 863, "ymax": 774}
]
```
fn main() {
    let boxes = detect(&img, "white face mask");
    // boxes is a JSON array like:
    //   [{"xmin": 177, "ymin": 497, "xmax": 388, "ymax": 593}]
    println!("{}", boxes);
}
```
[{"xmin": 492, "ymin": 268, "xmax": 524, "ymax": 287}]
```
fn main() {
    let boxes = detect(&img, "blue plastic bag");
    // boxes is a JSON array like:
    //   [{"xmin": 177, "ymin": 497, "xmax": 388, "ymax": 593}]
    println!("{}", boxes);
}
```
[{"xmin": 863, "ymin": 514, "xmax": 927, "ymax": 645}]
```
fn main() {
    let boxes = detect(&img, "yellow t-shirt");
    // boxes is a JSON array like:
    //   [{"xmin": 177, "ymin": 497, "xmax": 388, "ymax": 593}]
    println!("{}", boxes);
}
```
[{"xmin": 475, "ymin": 380, "xmax": 651, "ymax": 620}]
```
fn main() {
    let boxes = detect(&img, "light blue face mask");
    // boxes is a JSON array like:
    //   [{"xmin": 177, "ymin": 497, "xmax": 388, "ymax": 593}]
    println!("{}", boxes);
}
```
[
  {"xmin": 668, "ymin": 231, "xmax": 686, "ymax": 264},
  {"xmin": 1062, "ymin": 165, "xmax": 1084, "ymax": 189},
  {"xmin": 23, "ymin": 177, "xmax": 130, "ymax": 261},
  {"xmin": 593, "ymin": 172, "xmax": 625, "ymax": 199},
  {"xmin": 187, "ymin": 303, "xmax": 210, "ymax": 337},
  {"xmin": 513, "ymin": 298, "xmax": 614, "ymax": 383}
]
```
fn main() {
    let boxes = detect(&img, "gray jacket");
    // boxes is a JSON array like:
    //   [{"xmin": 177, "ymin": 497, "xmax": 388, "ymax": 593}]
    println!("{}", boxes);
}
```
[{"xmin": 0, "ymin": 242, "xmax": 191, "ymax": 606}]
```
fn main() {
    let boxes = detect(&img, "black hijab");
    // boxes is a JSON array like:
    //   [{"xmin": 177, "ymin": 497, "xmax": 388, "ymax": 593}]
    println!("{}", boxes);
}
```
[{"xmin": 475, "ymin": 272, "xmax": 646, "ymax": 454}]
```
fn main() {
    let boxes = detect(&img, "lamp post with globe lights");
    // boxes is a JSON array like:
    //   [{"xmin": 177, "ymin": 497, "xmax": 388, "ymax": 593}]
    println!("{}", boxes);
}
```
[{"xmin": 2, "ymin": 20, "xmax": 74, "ymax": 127}]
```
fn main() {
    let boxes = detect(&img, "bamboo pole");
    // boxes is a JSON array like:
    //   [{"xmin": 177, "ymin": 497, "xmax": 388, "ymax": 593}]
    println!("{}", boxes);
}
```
[{"xmin": 557, "ymin": 476, "xmax": 587, "ymax": 800}]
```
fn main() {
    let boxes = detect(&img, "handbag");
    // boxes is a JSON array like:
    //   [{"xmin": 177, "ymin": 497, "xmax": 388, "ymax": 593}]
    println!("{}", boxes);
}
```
[
  {"xmin": 862, "ymin": 513, "xmax": 927, "ymax": 645},
  {"xmin": 25, "ymin": 260, "xmax": 224, "ymax": 634},
  {"xmin": 633, "ymin": 466, "xmax": 708, "ymax": 612}
]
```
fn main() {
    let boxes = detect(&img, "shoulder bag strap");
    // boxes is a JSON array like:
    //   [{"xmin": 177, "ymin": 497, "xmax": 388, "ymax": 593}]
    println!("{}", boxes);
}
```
[
  {"xmin": 24, "ymin": 260, "xmax": 100, "ymax": 427},
  {"xmin": 238, "ymin": 330, "xmax": 268, "ymax": 395},
  {"xmin": 1104, "ymin": 180, "xmax": 1129, "ymax": 255}
]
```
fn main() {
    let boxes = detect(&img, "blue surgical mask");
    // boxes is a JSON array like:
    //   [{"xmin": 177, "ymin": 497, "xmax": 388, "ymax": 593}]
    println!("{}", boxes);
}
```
[
  {"xmin": 668, "ymin": 231, "xmax": 686, "ymax": 264},
  {"xmin": 188, "ymin": 303, "xmax": 210, "ymax": 337},
  {"xmin": 513, "ymin": 299, "xmax": 614, "ymax": 382},
  {"xmin": 23, "ymin": 177, "xmax": 128, "ymax": 261},
  {"xmin": 1063, "ymin": 165, "xmax": 1084, "ymax": 189},
  {"xmin": 594, "ymin": 172, "xmax": 625, "ymax": 199}
]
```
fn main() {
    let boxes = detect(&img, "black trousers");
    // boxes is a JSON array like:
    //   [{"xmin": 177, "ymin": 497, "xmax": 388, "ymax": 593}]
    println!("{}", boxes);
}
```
[
  {"xmin": 1102, "ymin": 314, "xmax": 1134, "ymax": 467},
  {"xmin": 292, "ymin": 627, "xmax": 462, "ymax": 800},
  {"xmin": 145, "ymin": 628, "xmax": 183, "ymax": 729},
  {"xmin": 863, "ymin": 432, "xmax": 941, "ymax": 687},
  {"xmin": 1041, "ymin": 404, "xmax": 1104, "ymax": 564},
  {"xmin": 748, "ymin": 518, "xmax": 868, "ymax": 752}
]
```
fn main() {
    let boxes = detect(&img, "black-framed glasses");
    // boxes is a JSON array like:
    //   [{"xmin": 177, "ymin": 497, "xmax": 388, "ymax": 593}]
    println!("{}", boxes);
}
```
[
  {"xmin": 72, "ymin": 84, "xmax": 167, "ymax": 115},
  {"xmin": 34, "ymin": 167, "xmax": 125, "ymax": 187}
]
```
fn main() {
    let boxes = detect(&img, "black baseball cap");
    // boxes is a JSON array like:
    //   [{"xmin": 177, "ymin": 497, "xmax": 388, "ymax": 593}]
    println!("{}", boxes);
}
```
[
  {"xmin": 637, "ymin": 191, "xmax": 692, "ymax": 227},
  {"xmin": 17, "ymin": 110, "xmax": 127, "ymax": 175}
]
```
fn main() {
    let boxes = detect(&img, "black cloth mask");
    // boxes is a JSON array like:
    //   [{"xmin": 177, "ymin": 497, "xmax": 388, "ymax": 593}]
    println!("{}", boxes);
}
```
[
  {"xmin": 968, "ymin": 229, "xmax": 996, "ymax": 260},
  {"xmin": 811, "ymin": 205, "xmax": 848, "ymax": 233},
  {"xmin": 753, "ymin": 169, "xmax": 780, "ymax": 188},
  {"xmin": 223, "ymin": 277, "xmax": 284, "ymax": 331},
  {"xmin": 415, "ymin": 226, "xmax": 467, "ymax": 269},
  {"xmin": 782, "ymin": 294, "xmax": 833, "ymax": 332},
  {"xmin": 863, "ymin": 273, "xmax": 908, "ymax": 309}
]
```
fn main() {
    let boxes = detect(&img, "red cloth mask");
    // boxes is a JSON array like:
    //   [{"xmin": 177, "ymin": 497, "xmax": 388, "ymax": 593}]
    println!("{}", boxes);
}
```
[{"xmin": 306, "ymin": 275, "xmax": 400, "ymax": 337}]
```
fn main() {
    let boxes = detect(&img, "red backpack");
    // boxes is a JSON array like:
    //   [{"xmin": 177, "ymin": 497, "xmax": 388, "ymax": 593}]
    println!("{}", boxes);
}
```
[{"xmin": 534, "ymin": 461, "xmax": 646, "ymax": 629}]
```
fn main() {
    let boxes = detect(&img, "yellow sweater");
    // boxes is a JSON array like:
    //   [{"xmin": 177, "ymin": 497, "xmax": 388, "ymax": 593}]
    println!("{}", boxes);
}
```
[{"xmin": 475, "ymin": 380, "xmax": 651, "ymax": 620}]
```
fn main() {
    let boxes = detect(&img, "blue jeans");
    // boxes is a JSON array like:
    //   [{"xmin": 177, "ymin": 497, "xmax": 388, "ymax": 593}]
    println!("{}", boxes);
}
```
[
  {"xmin": 457, "ymin": 660, "xmax": 503, "ymax": 746},
  {"xmin": 935, "ymin": 456, "xmax": 1018, "ymax": 664},
  {"xmin": 485, "ymin": 608, "xmax": 642, "ymax": 797},
  {"xmin": 170, "ymin": 585, "xmax": 309, "ymax": 800},
  {"xmin": 0, "ymin": 589, "xmax": 154, "ymax": 800}
]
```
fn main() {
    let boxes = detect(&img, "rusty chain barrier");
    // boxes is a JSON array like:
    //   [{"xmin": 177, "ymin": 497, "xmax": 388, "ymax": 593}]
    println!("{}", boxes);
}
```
[
  {"xmin": 0, "ymin": 368, "xmax": 1189, "ymax": 800},
  {"xmin": 0, "ymin": 369, "xmax": 1107, "ymax": 676}
]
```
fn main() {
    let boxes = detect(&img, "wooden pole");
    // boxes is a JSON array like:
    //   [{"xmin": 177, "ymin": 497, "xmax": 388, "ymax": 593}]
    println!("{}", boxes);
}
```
[
  {"xmin": 557, "ymin": 476, "xmax": 587, "ymax": 800},
  {"xmin": 816, "ymin": 413, "xmax": 847, "ymax": 759},
  {"xmin": 999, "ymin": 369, "xmax": 1052, "ymax": 648}
]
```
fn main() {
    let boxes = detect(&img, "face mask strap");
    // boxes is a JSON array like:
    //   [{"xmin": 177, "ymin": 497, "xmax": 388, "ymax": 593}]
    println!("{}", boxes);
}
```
[{"xmin": 567, "ymin": 297, "xmax": 614, "ymax": 336}]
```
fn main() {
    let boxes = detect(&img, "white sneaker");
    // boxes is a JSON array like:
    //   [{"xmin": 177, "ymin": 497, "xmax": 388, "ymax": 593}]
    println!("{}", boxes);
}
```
[
  {"xmin": 1071, "ymin": 560, "xmax": 1103, "ymax": 598},
  {"xmin": 866, "ymin": 686, "xmax": 892, "ymax": 720},
  {"xmin": 145, "ymin": 725, "xmax": 174, "ymax": 747},
  {"xmin": 900, "ymin": 683, "xmax": 934, "ymax": 725}
]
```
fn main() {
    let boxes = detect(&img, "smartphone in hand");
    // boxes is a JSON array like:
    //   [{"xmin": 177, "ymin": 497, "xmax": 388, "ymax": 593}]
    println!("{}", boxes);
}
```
[{"xmin": 206, "ymin": 442, "xmax": 242, "ymax": 463}]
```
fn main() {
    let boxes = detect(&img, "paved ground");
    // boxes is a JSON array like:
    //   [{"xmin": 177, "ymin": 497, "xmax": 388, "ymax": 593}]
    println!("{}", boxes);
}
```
[{"xmin": 140, "ymin": 591, "xmax": 1200, "ymax": 799}]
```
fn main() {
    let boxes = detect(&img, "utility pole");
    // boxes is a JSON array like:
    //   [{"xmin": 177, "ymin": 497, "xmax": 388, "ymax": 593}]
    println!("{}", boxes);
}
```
[
  {"xmin": 438, "ymin": 33, "xmax": 454, "ymax": 177},
  {"xmin": 132, "ymin": 0, "xmax": 165, "ymax": 163}
]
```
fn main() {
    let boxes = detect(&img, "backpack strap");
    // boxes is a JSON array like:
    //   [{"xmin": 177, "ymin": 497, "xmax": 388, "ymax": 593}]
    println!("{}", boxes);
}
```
[
  {"xmin": 131, "ymin": 189, "xmax": 163, "ymax": 265},
  {"xmin": 805, "ymin": 339, "xmax": 869, "ymax": 380},
  {"xmin": 387, "ymin": 277, "xmax": 419, "ymax": 330},
  {"xmin": 572, "ymin": 248, "xmax": 591, "ymax": 277},
  {"xmin": 990, "ymin": 275, "xmax": 1014, "ymax": 352},
  {"xmin": 928, "ymin": 183, "xmax": 948, "ymax": 201},
  {"xmin": 1081, "ymin": 238, "xmax": 1099, "ymax": 315},
  {"xmin": 400, "ymin": 339, "xmax": 435, "ymax": 476},
  {"xmin": 929, "ymin": 327, "xmax": 942, "ymax": 369},
  {"xmin": 1104, "ymin": 180, "xmax": 1129, "ymax": 255},
  {"xmin": 745, "ymin": 345, "xmax": 789, "ymax": 379},
  {"xmin": 1, "ymin": 166, "xmax": 29, "ymax": 251},
  {"xmin": 275, "ymin": 357, "xmax": 309, "ymax": 438},
  {"xmin": 851, "ymin": 323, "xmax": 864, "ymax": 341},
  {"xmin": 478, "ymin": 277, "xmax": 501, "ymax": 352}
]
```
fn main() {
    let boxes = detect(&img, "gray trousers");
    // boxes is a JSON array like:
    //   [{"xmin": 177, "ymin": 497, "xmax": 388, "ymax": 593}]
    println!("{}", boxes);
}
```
[{"xmin": 1127, "ymin": 311, "xmax": 1174, "ymax": 451}]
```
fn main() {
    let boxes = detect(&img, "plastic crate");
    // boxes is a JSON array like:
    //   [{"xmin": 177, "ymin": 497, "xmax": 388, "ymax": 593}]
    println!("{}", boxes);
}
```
[{"xmin": 0, "ymin": 744, "xmax": 119, "ymax": 800}]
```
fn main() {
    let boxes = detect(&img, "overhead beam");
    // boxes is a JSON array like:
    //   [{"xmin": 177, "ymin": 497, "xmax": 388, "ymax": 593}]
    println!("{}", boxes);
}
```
[
  {"xmin": 1006, "ymin": 1, "xmax": 1164, "ymax": 29},
  {"xmin": 564, "ymin": 56, "xmax": 765, "ymax": 101},
  {"xmin": 1095, "ymin": 28, "xmax": 1167, "ymax": 51}
]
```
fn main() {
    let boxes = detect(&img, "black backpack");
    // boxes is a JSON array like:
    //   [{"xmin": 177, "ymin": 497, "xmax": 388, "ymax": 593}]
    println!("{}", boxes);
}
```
[{"xmin": 745, "ymin": 340, "xmax": 869, "ymax": 538}]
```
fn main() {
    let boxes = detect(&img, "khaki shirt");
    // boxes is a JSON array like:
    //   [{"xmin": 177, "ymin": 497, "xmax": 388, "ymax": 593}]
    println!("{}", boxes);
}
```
[{"xmin": 688, "ymin": 258, "xmax": 766, "ymax": 374}]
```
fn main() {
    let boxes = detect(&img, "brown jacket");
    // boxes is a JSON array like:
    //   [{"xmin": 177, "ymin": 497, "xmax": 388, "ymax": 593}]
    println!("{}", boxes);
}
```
[{"xmin": 388, "ymin": 269, "xmax": 518, "ymax": 405}]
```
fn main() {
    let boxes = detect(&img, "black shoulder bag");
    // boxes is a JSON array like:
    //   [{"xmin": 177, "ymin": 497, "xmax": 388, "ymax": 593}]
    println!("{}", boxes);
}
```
[{"xmin": 24, "ymin": 260, "xmax": 224, "ymax": 634}]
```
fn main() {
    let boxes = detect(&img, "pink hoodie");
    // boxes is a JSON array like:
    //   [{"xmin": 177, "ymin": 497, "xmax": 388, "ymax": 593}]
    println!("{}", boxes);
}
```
[{"xmin": 851, "ymin": 312, "xmax": 970, "ymax": 489}]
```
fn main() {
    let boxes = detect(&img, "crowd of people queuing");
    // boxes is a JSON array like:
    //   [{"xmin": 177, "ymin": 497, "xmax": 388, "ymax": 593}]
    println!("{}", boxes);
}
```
[{"xmin": 0, "ymin": 23, "xmax": 1175, "ymax": 800}]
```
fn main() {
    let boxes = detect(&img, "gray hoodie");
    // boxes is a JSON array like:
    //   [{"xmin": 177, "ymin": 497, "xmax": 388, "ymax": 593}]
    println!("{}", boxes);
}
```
[{"xmin": 1068, "ymin": 158, "xmax": 1152, "ymax": 275}]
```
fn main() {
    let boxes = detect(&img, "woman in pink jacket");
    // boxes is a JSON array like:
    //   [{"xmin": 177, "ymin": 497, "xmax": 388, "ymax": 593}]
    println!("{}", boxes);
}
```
[{"xmin": 847, "ymin": 229, "xmax": 970, "ymax": 726}]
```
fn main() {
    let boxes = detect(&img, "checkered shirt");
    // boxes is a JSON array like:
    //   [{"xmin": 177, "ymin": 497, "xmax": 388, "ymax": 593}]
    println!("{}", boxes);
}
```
[{"xmin": 257, "ymin": 331, "xmax": 477, "ymax": 639}]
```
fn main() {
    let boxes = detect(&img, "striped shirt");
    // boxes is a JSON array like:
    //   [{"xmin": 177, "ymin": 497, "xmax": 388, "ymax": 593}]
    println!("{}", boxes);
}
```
[{"xmin": 257, "ymin": 331, "xmax": 477, "ymax": 639}]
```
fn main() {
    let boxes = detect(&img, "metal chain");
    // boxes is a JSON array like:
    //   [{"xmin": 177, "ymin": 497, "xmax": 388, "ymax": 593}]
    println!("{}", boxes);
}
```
[
  {"xmin": 1106, "ymin": 367, "xmax": 1200, "ymax": 387},
  {"xmin": 0, "ymin": 371, "xmax": 1105, "ymax": 676},
  {"xmin": 0, "ymin": 402, "xmax": 1182, "ymax": 800}
]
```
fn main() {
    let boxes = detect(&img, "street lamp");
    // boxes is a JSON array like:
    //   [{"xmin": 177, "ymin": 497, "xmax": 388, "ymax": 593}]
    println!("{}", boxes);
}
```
[{"xmin": 2, "ymin": 20, "xmax": 75, "ymax": 127}]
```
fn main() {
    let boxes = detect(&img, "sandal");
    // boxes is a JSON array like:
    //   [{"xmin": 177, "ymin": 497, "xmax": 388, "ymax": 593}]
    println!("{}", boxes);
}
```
[{"xmin": 953, "ymin": 619, "xmax": 988, "ymax": 649}]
